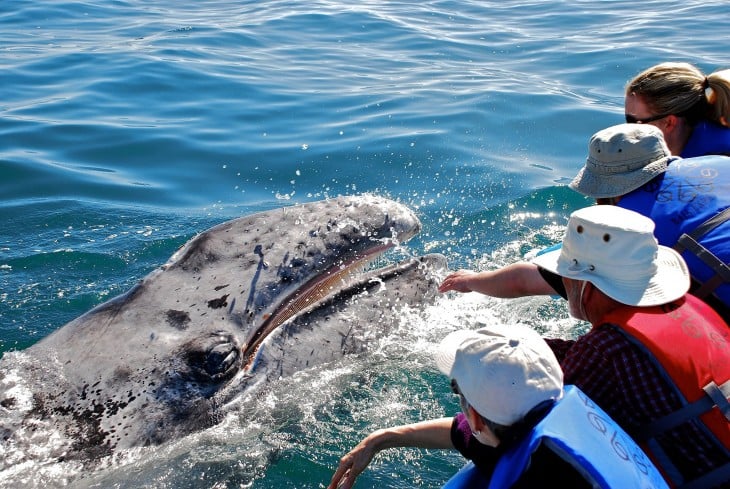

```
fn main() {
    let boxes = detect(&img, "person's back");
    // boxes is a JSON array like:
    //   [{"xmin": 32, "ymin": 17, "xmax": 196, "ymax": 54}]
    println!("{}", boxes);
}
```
[
  {"xmin": 329, "ymin": 324, "xmax": 666, "ymax": 489},
  {"xmin": 442, "ymin": 447, "xmax": 586, "ymax": 489},
  {"xmin": 618, "ymin": 154, "xmax": 730, "ymax": 317},
  {"xmin": 533, "ymin": 205, "xmax": 730, "ymax": 489},
  {"xmin": 570, "ymin": 124, "xmax": 730, "ymax": 320},
  {"xmin": 548, "ymin": 297, "xmax": 730, "ymax": 488},
  {"xmin": 445, "ymin": 384, "xmax": 670, "ymax": 489}
]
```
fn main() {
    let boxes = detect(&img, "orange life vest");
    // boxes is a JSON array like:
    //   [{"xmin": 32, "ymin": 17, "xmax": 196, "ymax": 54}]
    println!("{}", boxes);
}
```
[{"xmin": 601, "ymin": 294, "xmax": 730, "ymax": 489}]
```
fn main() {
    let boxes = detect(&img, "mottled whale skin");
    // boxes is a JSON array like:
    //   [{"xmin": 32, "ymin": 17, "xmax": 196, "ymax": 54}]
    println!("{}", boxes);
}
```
[{"xmin": 0, "ymin": 195, "xmax": 445, "ymax": 465}]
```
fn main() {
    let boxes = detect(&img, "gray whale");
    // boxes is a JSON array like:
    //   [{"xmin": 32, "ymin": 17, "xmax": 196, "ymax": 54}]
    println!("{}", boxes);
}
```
[{"xmin": 0, "ymin": 195, "xmax": 446, "ymax": 466}]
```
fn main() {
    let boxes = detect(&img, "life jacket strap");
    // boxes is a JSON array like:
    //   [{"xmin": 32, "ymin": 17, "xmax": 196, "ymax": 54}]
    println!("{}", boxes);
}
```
[
  {"xmin": 674, "ymin": 207, "xmax": 730, "ymax": 298},
  {"xmin": 677, "ymin": 461, "xmax": 730, "ymax": 489},
  {"xmin": 637, "ymin": 380, "xmax": 730, "ymax": 440},
  {"xmin": 640, "ymin": 381, "xmax": 730, "ymax": 489},
  {"xmin": 646, "ymin": 438, "xmax": 685, "ymax": 487}
]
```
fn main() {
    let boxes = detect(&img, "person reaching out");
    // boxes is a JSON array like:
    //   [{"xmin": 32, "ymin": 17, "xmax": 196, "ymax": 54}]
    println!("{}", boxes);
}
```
[
  {"xmin": 440, "ymin": 123, "xmax": 730, "ymax": 321},
  {"xmin": 328, "ymin": 322, "xmax": 667, "ymax": 489}
]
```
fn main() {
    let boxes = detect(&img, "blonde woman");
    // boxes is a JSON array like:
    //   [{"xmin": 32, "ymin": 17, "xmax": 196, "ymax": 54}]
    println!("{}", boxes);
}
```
[{"xmin": 624, "ymin": 61, "xmax": 730, "ymax": 156}]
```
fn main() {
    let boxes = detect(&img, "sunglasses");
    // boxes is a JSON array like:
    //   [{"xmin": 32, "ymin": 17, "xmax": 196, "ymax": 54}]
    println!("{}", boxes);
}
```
[
  {"xmin": 624, "ymin": 113, "xmax": 670, "ymax": 124},
  {"xmin": 450, "ymin": 379, "xmax": 470, "ymax": 412},
  {"xmin": 450, "ymin": 378, "xmax": 461, "ymax": 395}
]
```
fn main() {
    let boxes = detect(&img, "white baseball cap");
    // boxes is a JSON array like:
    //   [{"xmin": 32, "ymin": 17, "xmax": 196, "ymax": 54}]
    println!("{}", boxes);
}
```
[{"xmin": 434, "ymin": 323, "xmax": 563, "ymax": 426}]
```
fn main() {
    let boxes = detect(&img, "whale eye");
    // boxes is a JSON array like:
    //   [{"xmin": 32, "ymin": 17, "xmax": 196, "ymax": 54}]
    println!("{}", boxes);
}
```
[
  {"xmin": 184, "ymin": 332, "xmax": 241, "ymax": 384},
  {"xmin": 205, "ymin": 340, "xmax": 240, "ymax": 379}
]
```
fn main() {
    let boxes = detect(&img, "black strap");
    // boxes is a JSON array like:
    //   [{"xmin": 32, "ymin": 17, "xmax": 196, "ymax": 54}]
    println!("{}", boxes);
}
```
[
  {"xmin": 679, "ymin": 462, "xmax": 730, "ymax": 489},
  {"xmin": 645, "ymin": 438, "xmax": 685, "ymax": 487},
  {"xmin": 638, "ymin": 380, "xmax": 730, "ymax": 489},
  {"xmin": 679, "ymin": 207, "xmax": 730, "ymax": 243},
  {"xmin": 611, "ymin": 323, "xmax": 730, "ymax": 488},
  {"xmin": 674, "ymin": 207, "xmax": 730, "ymax": 298},
  {"xmin": 636, "ymin": 380, "xmax": 730, "ymax": 440}
]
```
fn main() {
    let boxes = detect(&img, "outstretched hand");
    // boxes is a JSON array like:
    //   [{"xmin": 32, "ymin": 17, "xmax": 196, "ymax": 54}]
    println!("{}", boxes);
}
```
[
  {"xmin": 327, "ymin": 436, "xmax": 379, "ymax": 489},
  {"xmin": 327, "ymin": 417, "xmax": 453, "ymax": 487},
  {"xmin": 438, "ymin": 269, "xmax": 477, "ymax": 293}
]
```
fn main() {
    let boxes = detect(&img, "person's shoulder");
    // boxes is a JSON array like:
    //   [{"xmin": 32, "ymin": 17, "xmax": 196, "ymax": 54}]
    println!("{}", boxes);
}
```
[
  {"xmin": 682, "ymin": 121, "xmax": 730, "ymax": 157},
  {"xmin": 578, "ymin": 322, "xmax": 634, "ymax": 352},
  {"xmin": 695, "ymin": 120, "xmax": 730, "ymax": 136},
  {"xmin": 666, "ymin": 152, "xmax": 730, "ymax": 179}
]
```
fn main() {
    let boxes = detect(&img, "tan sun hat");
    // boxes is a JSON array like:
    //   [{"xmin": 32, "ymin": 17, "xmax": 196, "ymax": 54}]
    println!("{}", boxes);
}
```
[
  {"xmin": 532, "ymin": 205, "xmax": 689, "ymax": 306},
  {"xmin": 569, "ymin": 123, "xmax": 671, "ymax": 198},
  {"xmin": 434, "ymin": 323, "xmax": 563, "ymax": 426}
]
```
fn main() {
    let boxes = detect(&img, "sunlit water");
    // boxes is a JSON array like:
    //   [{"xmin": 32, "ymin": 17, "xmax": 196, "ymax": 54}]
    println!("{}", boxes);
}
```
[{"xmin": 1, "ymin": 1, "xmax": 729, "ymax": 487}]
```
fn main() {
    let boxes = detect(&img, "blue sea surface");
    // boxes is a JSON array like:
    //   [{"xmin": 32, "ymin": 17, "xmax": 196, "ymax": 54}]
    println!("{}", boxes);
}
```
[{"xmin": 1, "ymin": 1, "xmax": 729, "ymax": 487}]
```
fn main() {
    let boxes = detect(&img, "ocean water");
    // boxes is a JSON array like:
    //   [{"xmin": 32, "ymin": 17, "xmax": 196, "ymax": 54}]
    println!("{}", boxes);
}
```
[{"xmin": 1, "ymin": 1, "xmax": 729, "ymax": 487}]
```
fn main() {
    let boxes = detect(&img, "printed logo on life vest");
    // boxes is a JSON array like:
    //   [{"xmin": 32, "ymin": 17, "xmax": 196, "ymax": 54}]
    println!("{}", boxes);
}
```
[
  {"xmin": 655, "ymin": 178, "xmax": 714, "ymax": 204},
  {"xmin": 577, "ymin": 389, "xmax": 655, "ymax": 476},
  {"xmin": 648, "ymin": 161, "xmax": 718, "ymax": 226},
  {"xmin": 668, "ymin": 307, "xmax": 729, "ymax": 350}
]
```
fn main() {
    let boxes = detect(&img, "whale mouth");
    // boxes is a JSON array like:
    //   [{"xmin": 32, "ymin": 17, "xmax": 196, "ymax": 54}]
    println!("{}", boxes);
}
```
[{"xmin": 241, "ymin": 241, "xmax": 396, "ymax": 368}]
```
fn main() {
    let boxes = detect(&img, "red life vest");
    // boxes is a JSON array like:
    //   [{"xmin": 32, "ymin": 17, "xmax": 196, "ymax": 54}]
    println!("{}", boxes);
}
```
[{"xmin": 601, "ymin": 294, "xmax": 730, "ymax": 488}]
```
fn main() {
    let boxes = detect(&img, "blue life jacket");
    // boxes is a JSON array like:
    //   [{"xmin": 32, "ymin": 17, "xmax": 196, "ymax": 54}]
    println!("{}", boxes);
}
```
[
  {"xmin": 618, "ymin": 155, "xmax": 730, "ymax": 314},
  {"xmin": 681, "ymin": 121, "xmax": 730, "ymax": 158},
  {"xmin": 442, "ymin": 385, "xmax": 669, "ymax": 489}
]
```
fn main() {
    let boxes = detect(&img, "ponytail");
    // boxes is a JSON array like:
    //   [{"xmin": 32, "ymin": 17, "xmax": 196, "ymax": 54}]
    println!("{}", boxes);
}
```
[{"xmin": 706, "ymin": 69, "xmax": 730, "ymax": 127}]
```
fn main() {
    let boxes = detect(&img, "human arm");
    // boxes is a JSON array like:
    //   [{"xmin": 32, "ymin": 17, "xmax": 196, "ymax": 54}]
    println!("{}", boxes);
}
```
[
  {"xmin": 328, "ymin": 417, "xmax": 454, "ymax": 489},
  {"xmin": 438, "ymin": 262, "xmax": 558, "ymax": 298}
]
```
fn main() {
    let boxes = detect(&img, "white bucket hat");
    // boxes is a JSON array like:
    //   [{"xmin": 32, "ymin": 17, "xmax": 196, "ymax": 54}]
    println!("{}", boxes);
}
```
[
  {"xmin": 569, "ymin": 123, "xmax": 671, "ymax": 198},
  {"xmin": 532, "ymin": 205, "xmax": 690, "ymax": 306},
  {"xmin": 434, "ymin": 323, "xmax": 563, "ymax": 426}
]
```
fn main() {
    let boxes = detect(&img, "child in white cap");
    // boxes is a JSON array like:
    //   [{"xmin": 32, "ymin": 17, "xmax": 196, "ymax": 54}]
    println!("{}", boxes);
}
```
[{"xmin": 328, "ymin": 322, "xmax": 666, "ymax": 489}]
